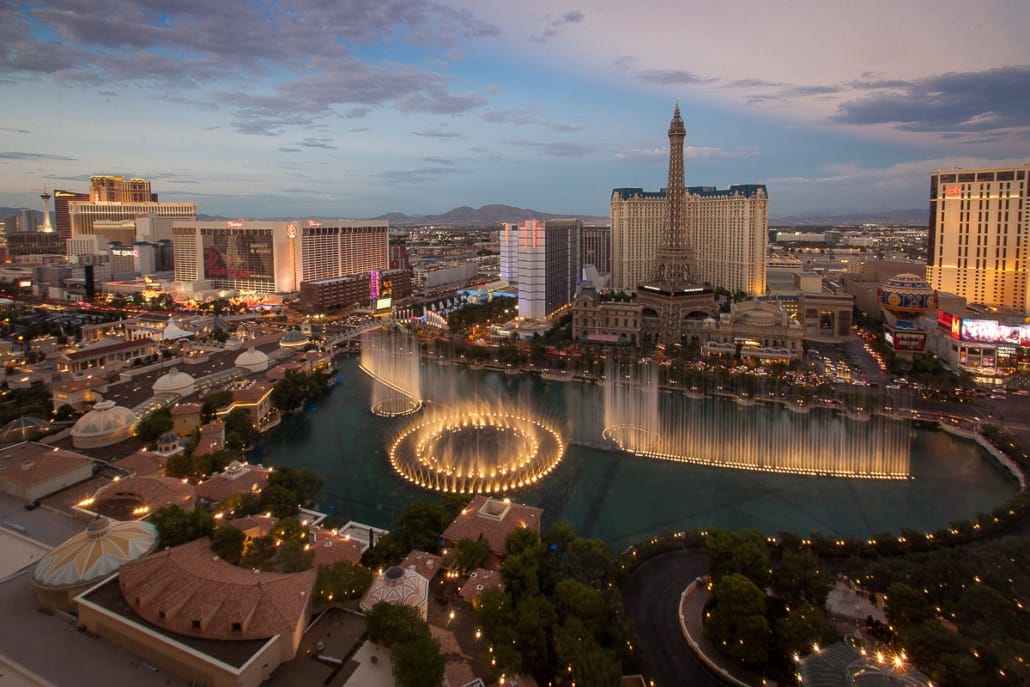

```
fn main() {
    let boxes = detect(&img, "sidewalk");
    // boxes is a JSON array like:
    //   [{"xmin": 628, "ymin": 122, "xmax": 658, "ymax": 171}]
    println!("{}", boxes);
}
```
[{"xmin": 678, "ymin": 579, "xmax": 773, "ymax": 687}]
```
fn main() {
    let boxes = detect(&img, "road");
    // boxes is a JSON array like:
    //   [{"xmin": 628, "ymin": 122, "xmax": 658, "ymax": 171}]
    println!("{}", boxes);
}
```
[{"xmin": 623, "ymin": 549, "xmax": 724, "ymax": 687}]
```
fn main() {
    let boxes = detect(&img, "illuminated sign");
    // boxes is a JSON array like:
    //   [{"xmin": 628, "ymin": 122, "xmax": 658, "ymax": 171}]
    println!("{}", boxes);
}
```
[
  {"xmin": 370, "ymin": 269, "xmax": 380, "ymax": 301},
  {"xmin": 891, "ymin": 330, "xmax": 926, "ymax": 351},
  {"xmin": 960, "ymin": 319, "xmax": 1030, "ymax": 346},
  {"xmin": 226, "ymin": 220, "xmax": 244, "ymax": 229},
  {"xmin": 287, "ymin": 224, "xmax": 297, "ymax": 239},
  {"xmin": 307, "ymin": 220, "xmax": 322, "ymax": 228},
  {"xmin": 884, "ymin": 331, "xmax": 894, "ymax": 346},
  {"xmin": 17, "ymin": 279, "xmax": 32, "ymax": 288},
  {"xmin": 111, "ymin": 247, "xmax": 137, "ymax": 257},
  {"xmin": 945, "ymin": 185, "xmax": 961, "ymax": 197},
  {"xmin": 937, "ymin": 311, "xmax": 961, "ymax": 339}
]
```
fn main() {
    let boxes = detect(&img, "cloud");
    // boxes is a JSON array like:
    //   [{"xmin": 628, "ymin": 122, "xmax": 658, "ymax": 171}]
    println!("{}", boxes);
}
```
[
  {"xmin": 480, "ymin": 107, "xmax": 539, "ymax": 125},
  {"xmin": 636, "ymin": 69, "xmax": 715, "ymax": 86},
  {"xmin": 414, "ymin": 129, "xmax": 464, "ymax": 139},
  {"xmin": 0, "ymin": 127, "xmax": 30, "ymax": 134},
  {"xmin": 4, "ymin": 2, "xmax": 495, "ymax": 132},
  {"xmin": 0, "ymin": 151, "xmax": 75, "ymax": 160},
  {"xmin": 833, "ymin": 66, "xmax": 1030, "ymax": 134},
  {"xmin": 551, "ymin": 123, "xmax": 586, "ymax": 133},
  {"xmin": 421, "ymin": 156, "xmax": 455, "ymax": 165},
  {"xmin": 377, "ymin": 166, "xmax": 465, "ymax": 184},
  {"xmin": 298, "ymin": 137, "xmax": 337, "ymax": 150},
  {"xmin": 614, "ymin": 146, "xmax": 759, "ymax": 161},
  {"xmin": 279, "ymin": 147, "xmax": 302, "ymax": 153},
  {"xmin": 506, "ymin": 139, "xmax": 593, "ymax": 156},
  {"xmin": 532, "ymin": 9, "xmax": 585, "ymax": 43}
]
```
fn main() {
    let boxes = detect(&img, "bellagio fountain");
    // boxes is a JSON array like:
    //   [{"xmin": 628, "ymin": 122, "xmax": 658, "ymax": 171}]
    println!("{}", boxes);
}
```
[{"xmin": 361, "ymin": 329, "xmax": 566, "ymax": 494}]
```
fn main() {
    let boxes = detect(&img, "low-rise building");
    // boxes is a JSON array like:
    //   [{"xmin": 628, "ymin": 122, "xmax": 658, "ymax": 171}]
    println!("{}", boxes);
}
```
[{"xmin": 0, "ymin": 441, "xmax": 95, "ymax": 501}]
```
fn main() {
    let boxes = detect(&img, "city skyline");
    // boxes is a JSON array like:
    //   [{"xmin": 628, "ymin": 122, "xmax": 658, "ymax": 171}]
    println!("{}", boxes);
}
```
[{"xmin": 1, "ymin": 0, "xmax": 1027, "ymax": 219}]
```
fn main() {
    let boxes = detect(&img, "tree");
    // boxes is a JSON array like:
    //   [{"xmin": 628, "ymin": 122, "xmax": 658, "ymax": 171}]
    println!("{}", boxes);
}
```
[
  {"xmin": 706, "ymin": 528, "xmax": 771, "ymax": 587},
  {"xmin": 210, "ymin": 524, "xmax": 246, "ymax": 565},
  {"xmin": 775, "ymin": 604, "xmax": 837, "ymax": 658},
  {"xmin": 315, "ymin": 561, "xmax": 374, "ymax": 603},
  {"xmin": 278, "ymin": 539, "xmax": 314, "ymax": 573},
  {"xmin": 704, "ymin": 573, "xmax": 770, "ymax": 668},
  {"xmin": 224, "ymin": 407, "xmax": 256, "ymax": 449},
  {"xmin": 515, "ymin": 594, "xmax": 557, "ymax": 679},
  {"xmin": 150, "ymin": 505, "xmax": 214, "ymax": 548},
  {"xmin": 554, "ymin": 578, "xmax": 606, "ymax": 631},
  {"xmin": 135, "ymin": 407, "xmax": 173, "ymax": 444},
  {"xmin": 366, "ymin": 602, "xmax": 430, "ymax": 646},
  {"xmin": 772, "ymin": 548, "xmax": 834, "ymax": 607},
  {"xmin": 200, "ymin": 390, "xmax": 233, "ymax": 424},
  {"xmin": 450, "ymin": 537, "xmax": 490, "ymax": 573},
  {"xmin": 885, "ymin": 582, "xmax": 935, "ymax": 627},
  {"xmin": 259, "ymin": 483, "xmax": 301, "ymax": 518},
  {"xmin": 553, "ymin": 616, "xmax": 622, "ymax": 687},
  {"xmin": 267, "ymin": 466, "xmax": 326, "ymax": 506},
  {"xmin": 240, "ymin": 535, "xmax": 278, "ymax": 570},
  {"xmin": 391, "ymin": 633, "xmax": 445, "ymax": 687}
]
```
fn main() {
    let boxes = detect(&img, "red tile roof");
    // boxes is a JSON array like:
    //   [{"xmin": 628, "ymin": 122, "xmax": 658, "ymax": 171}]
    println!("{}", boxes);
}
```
[
  {"xmin": 0, "ymin": 442, "xmax": 94, "ymax": 488},
  {"xmin": 441, "ymin": 496, "xmax": 543, "ymax": 557},
  {"xmin": 118, "ymin": 538, "xmax": 316, "ymax": 641}
]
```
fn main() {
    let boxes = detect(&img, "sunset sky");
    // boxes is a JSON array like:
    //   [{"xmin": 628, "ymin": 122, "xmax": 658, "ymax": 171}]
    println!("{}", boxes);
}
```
[{"xmin": 1, "ymin": 0, "xmax": 1027, "ymax": 219}]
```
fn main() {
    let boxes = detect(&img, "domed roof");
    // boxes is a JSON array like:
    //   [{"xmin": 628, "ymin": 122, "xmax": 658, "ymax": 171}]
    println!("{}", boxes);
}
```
[
  {"xmin": 883, "ymin": 273, "xmax": 931, "ymax": 290},
  {"xmin": 32, "ymin": 518, "xmax": 158, "ymax": 590},
  {"xmin": 0, "ymin": 415, "xmax": 49, "ymax": 443},
  {"xmin": 152, "ymin": 367, "xmax": 195, "ymax": 395},
  {"xmin": 162, "ymin": 318, "xmax": 193, "ymax": 341},
  {"xmin": 157, "ymin": 430, "xmax": 179, "ymax": 447},
  {"xmin": 279, "ymin": 329, "xmax": 309, "ymax": 348},
  {"xmin": 235, "ymin": 347, "xmax": 269, "ymax": 367},
  {"xmin": 878, "ymin": 273, "xmax": 935, "ymax": 319},
  {"xmin": 360, "ymin": 565, "xmax": 428, "ymax": 614},
  {"xmin": 71, "ymin": 401, "xmax": 137, "ymax": 445}
]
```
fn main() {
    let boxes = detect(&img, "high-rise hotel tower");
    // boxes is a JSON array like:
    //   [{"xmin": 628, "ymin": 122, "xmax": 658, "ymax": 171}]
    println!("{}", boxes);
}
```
[
  {"xmin": 610, "ymin": 107, "xmax": 768, "ymax": 296},
  {"xmin": 926, "ymin": 165, "xmax": 1029, "ymax": 312}
]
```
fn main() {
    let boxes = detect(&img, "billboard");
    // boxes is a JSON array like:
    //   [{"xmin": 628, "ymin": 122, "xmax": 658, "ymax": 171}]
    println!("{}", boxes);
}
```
[
  {"xmin": 937, "ymin": 311, "xmax": 961, "ymax": 339},
  {"xmin": 892, "ymin": 330, "xmax": 926, "ymax": 351},
  {"xmin": 201, "ymin": 228, "xmax": 274, "ymax": 282},
  {"xmin": 960, "ymin": 319, "xmax": 1030, "ymax": 346}
]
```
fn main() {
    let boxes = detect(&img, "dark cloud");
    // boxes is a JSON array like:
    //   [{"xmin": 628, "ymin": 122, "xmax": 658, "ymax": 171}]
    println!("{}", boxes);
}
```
[
  {"xmin": 506, "ymin": 139, "xmax": 593, "ymax": 157},
  {"xmin": 298, "ymin": 137, "xmax": 337, "ymax": 150},
  {"xmin": 637, "ymin": 69, "xmax": 714, "ymax": 86},
  {"xmin": 348, "ymin": 127, "xmax": 370, "ymax": 133},
  {"xmin": 279, "ymin": 147, "xmax": 302, "ymax": 153},
  {"xmin": 421, "ymin": 156, "xmax": 455, "ymax": 165},
  {"xmin": 833, "ymin": 66, "xmax": 1030, "ymax": 133},
  {"xmin": 0, "ymin": 151, "xmax": 75, "ymax": 160},
  {"xmin": 0, "ymin": 127, "xmax": 31, "ymax": 134},
  {"xmin": 551, "ymin": 123, "xmax": 586, "ymax": 133},
  {"xmin": 413, "ymin": 129, "xmax": 464, "ymax": 139},
  {"xmin": 377, "ymin": 166, "xmax": 464, "ymax": 184},
  {"xmin": 533, "ymin": 9, "xmax": 585, "ymax": 43},
  {"xmin": 480, "ymin": 108, "xmax": 539, "ymax": 125},
  {"xmin": 4, "ymin": 1, "xmax": 495, "ymax": 132}
]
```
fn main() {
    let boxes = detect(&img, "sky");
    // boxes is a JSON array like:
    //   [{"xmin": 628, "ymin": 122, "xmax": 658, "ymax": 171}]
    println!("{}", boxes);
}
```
[{"xmin": 0, "ymin": 0, "xmax": 1027, "ymax": 220}]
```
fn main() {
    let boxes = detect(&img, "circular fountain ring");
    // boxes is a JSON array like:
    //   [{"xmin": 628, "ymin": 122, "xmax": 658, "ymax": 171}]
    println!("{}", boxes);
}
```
[
  {"xmin": 389, "ymin": 409, "xmax": 565, "ymax": 494},
  {"xmin": 371, "ymin": 397, "xmax": 423, "ymax": 417},
  {"xmin": 602, "ymin": 423, "xmax": 661, "ymax": 454}
]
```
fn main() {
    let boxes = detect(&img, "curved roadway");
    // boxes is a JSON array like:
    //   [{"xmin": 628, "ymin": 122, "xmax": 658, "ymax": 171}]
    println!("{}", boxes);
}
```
[{"xmin": 623, "ymin": 549, "xmax": 724, "ymax": 686}]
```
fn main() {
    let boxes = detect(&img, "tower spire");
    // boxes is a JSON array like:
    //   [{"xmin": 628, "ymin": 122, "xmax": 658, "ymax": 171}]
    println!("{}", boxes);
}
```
[
  {"xmin": 39, "ymin": 186, "xmax": 53, "ymax": 233},
  {"xmin": 650, "ymin": 104, "xmax": 697, "ymax": 285}
]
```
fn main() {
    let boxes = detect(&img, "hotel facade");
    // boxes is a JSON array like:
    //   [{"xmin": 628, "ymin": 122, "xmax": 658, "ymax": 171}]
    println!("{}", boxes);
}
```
[
  {"xmin": 610, "ymin": 184, "xmax": 769, "ymax": 296},
  {"xmin": 926, "ymin": 165, "xmax": 1029, "ymax": 313},
  {"xmin": 172, "ymin": 219, "xmax": 389, "ymax": 297}
]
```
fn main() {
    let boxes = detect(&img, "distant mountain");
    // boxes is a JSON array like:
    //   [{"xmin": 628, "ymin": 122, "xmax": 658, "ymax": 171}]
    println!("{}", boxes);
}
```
[
  {"xmin": 771, "ymin": 208, "xmax": 927, "ymax": 227},
  {"xmin": 372, "ymin": 204, "xmax": 608, "ymax": 227}
]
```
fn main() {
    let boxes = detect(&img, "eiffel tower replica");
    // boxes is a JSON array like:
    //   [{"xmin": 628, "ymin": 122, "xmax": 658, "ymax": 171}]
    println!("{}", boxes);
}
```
[{"xmin": 637, "ymin": 104, "xmax": 715, "ymax": 347}]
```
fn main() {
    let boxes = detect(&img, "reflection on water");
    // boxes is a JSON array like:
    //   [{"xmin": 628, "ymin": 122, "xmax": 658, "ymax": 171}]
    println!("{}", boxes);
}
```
[{"xmin": 251, "ymin": 356, "xmax": 1018, "ymax": 551}]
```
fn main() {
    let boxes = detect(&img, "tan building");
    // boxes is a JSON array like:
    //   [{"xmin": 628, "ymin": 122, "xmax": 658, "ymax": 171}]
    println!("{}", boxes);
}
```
[
  {"xmin": 76, "ymin": 537, "xmax": 316, "ymax": 687},
  {"xmin": 57, "ymin": 337, "xmax": 158, "ymax": 376},
  {"xmin": 215, "ymin": 382, "xmax": 276, "ymax": 431},
  {"xmin": 799, "ymin": 292, "xmax": 854, "ymax": 342},
  {"xmin": 572, "ymin": 285, "xmax": 642, "ymax": 346},
  {"xmin": 196, "ymin": 460, "xmax": 269, "ymax": 507},
  {"xmin": 927, "ymin": 165, "xmax": 1029, "ymax": 313},
  {"xmin": 441, "ymin": 496, "xmax": 543, "ymax": 569},
  {"xmin": 701, "ymin": 300, "xmax": 803, "ymax": 361},
  {"xmin": 609, "ymin": 185, "xmax": 768, "ymax": 295},
  {"xmin": 170, "ymin": 402, "xmax": 202, "ymax": 436},
  {"xmin": 0, "ymin": 441, "xmax": 95, "ymax": 501}
]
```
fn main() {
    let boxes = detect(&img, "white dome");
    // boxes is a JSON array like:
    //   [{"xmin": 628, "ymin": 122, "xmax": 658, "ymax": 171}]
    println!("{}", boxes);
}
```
[
  {"xmin": 152, "ymin": 367, "xmax": 195, "ymax": 396},
  {"xmin": 33, "ymin": 518, "xmax": 158, "ymax": 590},
  {"xmin": 71, "ymin": 400, "xmax": 137, "ymax": 448},
  {"xmin": 235, "ymin": 347, "xmax": 269, "ymax": 373},
  {"xmin": 162, "ymin": 318, "xmax": 193, "ymax": 341}
]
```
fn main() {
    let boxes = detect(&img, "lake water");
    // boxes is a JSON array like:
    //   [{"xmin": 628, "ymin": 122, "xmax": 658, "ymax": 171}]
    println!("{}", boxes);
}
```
[{"xmin": 251, "ymin": 356, "xmax": 1018, "ymax": 552}]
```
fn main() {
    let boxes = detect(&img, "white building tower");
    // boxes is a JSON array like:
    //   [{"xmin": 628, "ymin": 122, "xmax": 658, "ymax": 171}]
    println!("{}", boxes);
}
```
[{"xmin": 40, "ymin": 188, "xmax": 54, "ymax": 233}]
